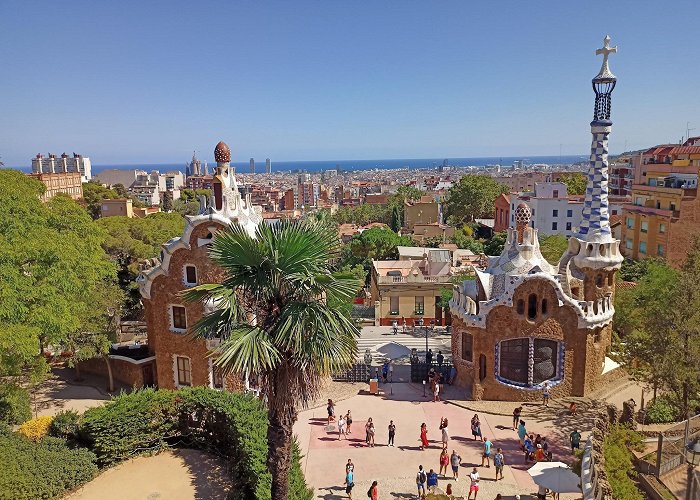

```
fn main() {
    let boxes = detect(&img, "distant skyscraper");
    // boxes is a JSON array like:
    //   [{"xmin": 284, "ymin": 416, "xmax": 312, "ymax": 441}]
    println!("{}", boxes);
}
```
[
  {"xmin": 265, "ymin": 158, "xmax": 271, "ymax": 174},
  {"xmin": 250, "ymin": 158, "xmax": 255, "ymax": 174}
]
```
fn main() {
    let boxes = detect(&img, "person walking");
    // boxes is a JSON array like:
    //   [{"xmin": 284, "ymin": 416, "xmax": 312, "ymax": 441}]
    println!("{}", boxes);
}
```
[
  {"xmin": 512, "ymin": 406, "xmax": 522, "ymax": 430},
  {"xmin": 494, "ymin": 448, "xmax": 505, "ymax": 480},
  {"xmin": 366, "ymin": 418, "xmax": 375, "ymax": 447},
  {"xmin": 569, "ymin": 428, "xmax": 581, "ymax": 453},
  {"xmin": 346, "ymin": 410, "xmax": 353, "ymax": 434},
  {"xmin": 542, "ymin": 382, "xmax": 550, "ymax": 407},
  {"xmin": 388, "ymin": 420, "xmax": 396, "ymax": 447},
  {"xmin": 467, "ymin": 467, "xmax": 480, "ymax": 499},
  {"xmin": 433, "ymin": 381, "xmax": 441, "ymax": 402},
  {"xmin": 344, "ymin": 466, "xmax": 354, "ymax": 499},
  {"xmin": 439, "ymin": 449, "xmax": 449, "ymax": 476},
  {"xmin": 481, "ymin": 437, "xmax": 492, "ymax": 467},
  {"xmin": 471, "ymin": 414, "xmax": 483, "ymax": 441},
  {"xmin": 338, "ymin": 414, "xmax": 347, "ymax": 440},
  {"xmin": 382, "ymin": 360, "xmax": 390, "ymax": 383},
  {"xmin": 450, "ymin": 450, "xmax": 462, "ymax": 480},
  {"xmin": 420, "ymin": 422, "xmax": 429, "ymax": 450},
  {"xmin": 426, "ymin": 349, "xmax": 433, "ymax": 365},
  {"xmin": 437, "ymin": 350, "xmax": 444, "ymax": 366},
  {"xmin": 416, "ymin": 465, "xmax": 427, "ymax": 497},
  {"xmin": 427, "ymin": 468, "xmax": 439, "ymax": 494},
  {"xmin": 440, "ymin": 417, "xmax": 449, "ymax": 449},
  {"xmin": 327, "ymin": 399, "xmax": 336, "ymax": 426},
  {"xmin": 517, "ymin": 420, "xmax": 527, "ymax": 448},
  {"xmin": 368, "ymin": 480, "xmax": 378, "ymax": 500}
]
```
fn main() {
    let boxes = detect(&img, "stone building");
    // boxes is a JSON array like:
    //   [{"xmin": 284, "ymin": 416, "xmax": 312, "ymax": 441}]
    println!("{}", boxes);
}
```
[
  {"xmin": 136, "ymin": 140, "xmax": 263, "ymax": 390},
  {"xmin": 27, "ymin": 171, "xmax": 83, "ymax": 202},
  {"xmin": 449, "ymin": 37, "xmax": 624, "ymax": 401}
]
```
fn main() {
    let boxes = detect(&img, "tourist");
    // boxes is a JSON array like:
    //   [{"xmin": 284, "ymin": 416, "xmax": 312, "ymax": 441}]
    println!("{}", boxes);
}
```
[
  {"xmin": 437, "ymin": 350, "xmax": 444, "ymax": 366},
  {"xmin": 382, "ymin": 360, "xmax": 390, "ymax": 383},
  {"xmin": 368, "ymin": 480, "xmax": 378, "ymax": 500},
  {"xmin": 535, "ymin": 443, "xmax": 545, "ymax": 461},
  {"xmin": 494, "ymin": 447, "xmax": 505, "ymax": 480},
  {"xmin": 542, "ymin": 382, "xmax": 550, "ymax": 407},
  {"xmin": 471, "ymin": 414, "xmax": 483, "ymax": 441},
  {"xmin": 345, "ymin": 465, "xmax": 354, "ymax": 499},
  {"xmin": 426, "ymin": 349, "xmax": 433, "ymax": 365},
  {"xmin": 512, "ymin": 406, "xmax": 522, "ymax": 430},
  {"xmin": 517, "ymin": 420, "xmax": 527, "ymax": 448},
  {"xmin": 365, "ymin": 418, "xmax": 375, "ymax": 447},
  {"xmin": 449, "ymin": 365, "xmax": 457, "ymax": 385},
  {"xmin": 420, "ymin": 422, "xmax": 429, "ymax": 450},
  {"xmin": 450, "ymin": 450, "xmax": 462, "ymax": 480},
  {"xmin": 327, "ymin": 399, "xmax": 336, "ymax": 425},
  {"xmin": 433, "ymin": 381, "xmax": 441, "ymax": 402},
  {"xmin": 536, "ymin": 484, "xmax": 547, "ymax": 499},
  {"xmin": 416, "ymin": 465, "xmax": 427, "ymax": 497},
  {"xmin": 481, "ymin": 437, "xmax": 492, "ymax": 467},
  {"xmin": 446, "ymin": 483, "xmax": 453, "ymax": 497},
  {"xmin": 439, "ymin": 449, "xmax": 449, "ymax": 476},
  {"xmin": 440, "ymin": 417, "xmax": 449, "ymax": 448},
  {"xmin": 346, "ymin": 410, "xmax": 353, "ymax": 434},
  {"xmin": 570, "ymin": 428, "xmax": 582, "ymax": 453},
  {"xmin": 524, "ymin": 435, "xmax": 535, "ymax": 463},
  {"xmin": 402, "ymin": 317, "xmax": 406, "ymax": 333},
  {"xmin": 427, "ymin": 468, "xmax": 439, "ymax": 494},
  {"xmin": 338, "ymin": 414, "xmax": 347, "ymax": 440},
  {"xmin": 467, "ymin": 467, "xmax": 480, "ymax": 499},
  {"xmin": 388, "ymin": 420, "xmax": 396, "ymax": 447},
  {"xmin": 569, "ymin": 401, "xmax": 577, "ymax": 415},
  {"xmin": 346, "ymin": 458, "xmax": 354, "ymax": 474}
]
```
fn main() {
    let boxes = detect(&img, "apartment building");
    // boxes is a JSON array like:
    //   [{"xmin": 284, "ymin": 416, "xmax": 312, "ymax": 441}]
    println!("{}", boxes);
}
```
[
  {"xmin": 28, "ymin": 171, "xmax": 83, "ymax": 202},
  {"xmin": 404, "ymin": 195, "xmax": 440, "ymax": 231},
  {"xmin": 32, "ymin": 152, "xmax": 92, "ymax": 182}
]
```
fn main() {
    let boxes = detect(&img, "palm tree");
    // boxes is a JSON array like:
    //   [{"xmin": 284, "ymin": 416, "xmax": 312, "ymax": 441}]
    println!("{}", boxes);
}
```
[{"xmin": 183, "ymin": 219, "xmax": 360, "ymax": 499}]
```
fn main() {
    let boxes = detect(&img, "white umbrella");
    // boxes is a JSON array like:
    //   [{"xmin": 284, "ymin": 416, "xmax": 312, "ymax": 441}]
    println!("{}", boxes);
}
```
[{"xmin": 527, "ymin": 462, "xmax": 581, "ymax": 493}]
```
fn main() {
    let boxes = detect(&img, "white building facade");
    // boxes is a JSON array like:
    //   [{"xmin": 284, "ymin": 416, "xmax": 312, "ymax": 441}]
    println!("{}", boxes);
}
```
[{"xmin": 32, "ymin": 153, "xmax": 92, "ymax": 182}]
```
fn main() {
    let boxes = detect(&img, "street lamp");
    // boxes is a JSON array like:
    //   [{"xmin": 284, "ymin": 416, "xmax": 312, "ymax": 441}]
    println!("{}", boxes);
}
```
[
  {"xmin": 390, "ymin": 365, "xmax": 394, "ymax": 395},
  {"xmin": 686, "ymin": 438, "xmax": 700, "ymax": 500}
]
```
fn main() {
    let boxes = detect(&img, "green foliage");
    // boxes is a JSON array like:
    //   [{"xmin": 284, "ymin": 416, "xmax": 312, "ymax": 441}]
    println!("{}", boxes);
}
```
[
  {"xmin": 0, "ymin": 172, "xmax": 117, "ymax": 377},
  {"xmin": 81, "ymin": 180, "xmax": 118, "ymax": 219},
  {"xmin": 438, "ymin": 271, "xmax": 476, "ymax": 308},
  {"xmin": 0, "ymin": 433, "xmax": 98, "ymax": 500},
  {"xmin": 0, "ymin": 382, "xmax": 31, "ymax": 425},
  {"xmin": 560, "ymin": 172, "xmax": 587, "ymax": 195},
  {"xmin": 603, "ymin": 424, "xmax": 644, "ymax": 500},
  {"xmin": 79, "ymin": 387, "xmax": 312, "ymax": 500},
  {"xmin": 180, "ymin": 188, "xmax": 212, "ymax": 202},
  {"xmin": 390, "ymin": 204, "xmax": 402, "ymax": 232},
  {"xmin": 619, "ymin": 258, "xmax": 655, "ymax": 282},
  {"xmin": 483, "ymin": 231, "xmax": 507, "ymax": 256},
  {"xmin": 539, "ymin": 234, "xmax": 568, "ymax": 265},
  {"xmin": 350, "ymin": 227, "xmax": 414, "ymax": 262},
  {"xmin": 49, "ymin": 410, "xmax": 81, "ymax": 440},
  {"xmin": 451, "ymin": 226, "xmax": 484, "ymax": 254},
  {"xmin": 332, "ymin": 204, "xmax": 391, "ymax": 226},
  {"xmin": 444, "ymin": 174, "xmax": 508, "ymax": 224},
  {"xmin": 643, "ymin": 398, "xmax": 677, "ymax": 424},
  {"xmin": 161, "ymin": 190, "xmax": 173, "ymax": 212},
  {"xmin": 173, "ymin": 198, "xmax": 201, "ymax": 215}
]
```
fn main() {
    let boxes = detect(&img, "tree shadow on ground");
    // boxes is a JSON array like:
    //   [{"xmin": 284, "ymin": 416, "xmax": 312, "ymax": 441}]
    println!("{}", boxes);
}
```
[{"xmin": 177, "ymin": 449, "xmax": 231, "ymax": 500}]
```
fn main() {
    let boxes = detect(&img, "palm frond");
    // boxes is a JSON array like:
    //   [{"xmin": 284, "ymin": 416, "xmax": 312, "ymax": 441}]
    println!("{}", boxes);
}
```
[{"xmin": 211, "ymin": 325, "xmax": 281, "ymax": 374}]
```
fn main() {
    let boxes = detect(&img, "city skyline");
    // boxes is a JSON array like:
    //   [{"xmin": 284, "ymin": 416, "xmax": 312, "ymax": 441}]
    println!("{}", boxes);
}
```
[{"xmin": 1, "ymin": 0, "xmax": 699, "ymax": 166}]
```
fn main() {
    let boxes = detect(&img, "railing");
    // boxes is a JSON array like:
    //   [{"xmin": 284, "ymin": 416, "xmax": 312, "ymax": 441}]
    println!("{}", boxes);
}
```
[
  {"xmin": 655, "ymin": 414, "xmax": 700, "ymax": 478},
  {"xmin": 581, "ymin": 436, "xmax": 604, "ymax": 500},
  {"xmin": 376, "ymin": 275, "xmax": 452, "ymax": 284},
  {"xmin": 332, "ymin": 363, "xmax": 371, "ymax": 383},
  {"xmin": 409, "ymin": 360, "xmax": 453, "ymax": 384}
]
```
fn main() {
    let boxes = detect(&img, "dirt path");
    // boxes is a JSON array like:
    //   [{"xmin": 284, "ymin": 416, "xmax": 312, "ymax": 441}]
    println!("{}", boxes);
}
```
[{"xmin": 66, "ymin": 449, "xmax": 230, "ymax": 500}]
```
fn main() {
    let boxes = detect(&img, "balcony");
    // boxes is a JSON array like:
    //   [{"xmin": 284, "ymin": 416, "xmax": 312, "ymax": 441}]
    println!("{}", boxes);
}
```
[{"xmin": 377, "ymin": 274, "xmax": 452, "ymax": 285}]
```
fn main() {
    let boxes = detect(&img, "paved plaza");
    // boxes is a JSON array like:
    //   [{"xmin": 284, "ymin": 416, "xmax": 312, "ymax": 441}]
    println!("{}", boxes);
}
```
[{"xmin": 295, "ymin": 382, "xmax": 583, "ymax": 499}]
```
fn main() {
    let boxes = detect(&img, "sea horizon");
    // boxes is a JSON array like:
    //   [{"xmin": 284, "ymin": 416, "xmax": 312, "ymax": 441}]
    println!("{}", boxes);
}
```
[{"xmin": 11, "ymin": 154, "xmax": 589, "ymax": 175}]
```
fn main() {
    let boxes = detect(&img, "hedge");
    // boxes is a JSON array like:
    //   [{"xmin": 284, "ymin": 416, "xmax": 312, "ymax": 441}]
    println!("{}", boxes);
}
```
[
  {"xmin": 603, "ymin": 424, "xmax": 644, "ymax": 500},
  {"xmin": 79, "ymin": 387, "xmax": 312, "ymax": 500},
  {"xmin": 0, "ymin": 382, "xmax": 31, "ymax": 425},
  {"xmin": 0, "ymin": 434, "xmax": 98, "ymax": 500}
]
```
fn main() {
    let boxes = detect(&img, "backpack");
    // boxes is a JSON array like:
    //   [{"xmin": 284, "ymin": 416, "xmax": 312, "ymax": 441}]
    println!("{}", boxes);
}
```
[
  {"xmin": 419, "ymin": 470, "xmax": 427, "ymax": 484},
  {"xmin": 367, "ymin": 487, "xmax": 373, "ymax": 497}
]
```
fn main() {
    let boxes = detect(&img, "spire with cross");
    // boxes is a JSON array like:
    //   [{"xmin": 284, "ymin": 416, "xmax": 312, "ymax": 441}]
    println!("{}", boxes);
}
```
[{"xmin": 594, "ymin": 35, "xmax": 617, "ymax": 81}]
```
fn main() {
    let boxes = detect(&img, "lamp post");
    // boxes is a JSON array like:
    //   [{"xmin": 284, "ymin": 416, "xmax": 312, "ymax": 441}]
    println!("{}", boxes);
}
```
[
  {"xmin": 686, "ymin": 438, "xmax": 700, "ymax": 500},
  {"xmin": 390, "ymin": 365, "xmax": 393, "ymax": 395}
]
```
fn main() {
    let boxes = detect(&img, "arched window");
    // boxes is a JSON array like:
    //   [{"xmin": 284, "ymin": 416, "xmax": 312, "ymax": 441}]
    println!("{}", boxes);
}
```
[
  {"xmin": 516, "ymin": 299, "xmax": 525, "ymax": 315},
  {"xmin": 498, "ymin": 339, "xmax": 529, "ymax": 384},
  {"xmin": 596, "ymin": 274, "xmax": 603, "ymax": 288},
  {"xmin": 607, "ymin": 273, "xmax": 614, "ymax": 286},
  {"xmin": 532, "ymin": 339, "xmax": 558, "ymax": 384},
  {"xmin": 527, "ymin": 294, "xmax": 537, "ymax": 320},
  {"xmin": 497, "ymin": 338, "xmax": 562, "ymax": 387},
  {"xmin": 541, "ymin": 298, "xmax": 548, "ymax": 316}
]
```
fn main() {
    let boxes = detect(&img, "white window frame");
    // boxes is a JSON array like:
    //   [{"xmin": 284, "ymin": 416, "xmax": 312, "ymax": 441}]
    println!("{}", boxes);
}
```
[
  {"xmin": 183, "ymin": 264, "xmax": 198, "ymax": 287},
  {"xmin": 170, "ymin": 304, "xmax": 188, "ymax": 333},
  {"xmin": 209, "ymin": 359, "xmax": 225, "ymax": 390},
  {"xmin": 173, "ymin": 355, "xmax": 192, "ymax": 388}
]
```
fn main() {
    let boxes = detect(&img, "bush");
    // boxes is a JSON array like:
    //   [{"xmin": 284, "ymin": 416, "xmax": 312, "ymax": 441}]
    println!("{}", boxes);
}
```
[
  {"xmin": 0, "ymin": 382, "xmax": 31, "ymax": 425},
  {"xmin": 603, "ymin": 424, "xmax": 644, "ymax": 500},
  {"xmin": 644, "ymin": 399, "xmax": 678, "ymax": 424},
  {"xmin": 80, "ymin": 387, "xmax": 312, "ymax": 500},
  {"xmin": 0, "ymin": 433, "xmax": 97, "ymax": 499},
  {"xmin": 49, "ymin": 410, "xmax": 80, "ymax": 440},
  {"xmin": 18, "ymin": 415, "xmax": 53, "ymax": 441}
]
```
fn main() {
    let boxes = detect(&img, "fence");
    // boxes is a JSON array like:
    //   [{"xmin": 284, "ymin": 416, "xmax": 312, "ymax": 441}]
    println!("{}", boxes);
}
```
[
  {"xmin": 581, "ymin": 436, "xmax": 604, "ymax": 500},
  {"xmin": 332, "ymin": 363, "xmax": 371, "ymax": 383},
  {"xmin": 690, "ymin": 469, "xmax": 700, "ymax": 500},
  {"xmin": 649, "ymin": 414, "xmax": 700, "ymax": 478},
  {"xmin": 410, "ymin": 360, "xmax": 453, "ymax": 384}
]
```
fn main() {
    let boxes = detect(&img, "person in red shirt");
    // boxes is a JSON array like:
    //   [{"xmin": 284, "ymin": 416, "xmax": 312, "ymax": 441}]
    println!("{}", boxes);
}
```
[{"xmin": 369, "ymin": 480, "xmax": 378, "ymax": 500}]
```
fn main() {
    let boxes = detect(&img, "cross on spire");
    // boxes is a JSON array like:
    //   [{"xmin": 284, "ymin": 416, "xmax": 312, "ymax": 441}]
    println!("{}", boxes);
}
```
[{"xmin": 594, "ymin": 35, "xmax": 617, "ymax": 80}]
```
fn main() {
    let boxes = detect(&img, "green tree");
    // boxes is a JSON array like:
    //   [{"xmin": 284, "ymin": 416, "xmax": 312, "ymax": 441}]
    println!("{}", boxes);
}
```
[
  {"xmin": 451, "ymin": 225, "xmax": 485, "ymax": 254},
  {"xmin": 350, "ymin": 227, "xmax": 414, "ymax": 262},
  {"xmin": 619, "ymin": 258, "xmax": 656, "ymax": 282},
  {"xmin": 183, "ymin": 220, "xmax": 360, "ymax": 500},
  {"xmin": 161, "ymin": 191, "xmax": 173, "ymax": 212},
  {"xmin": 81, "ymin": 180, "xmax": 117, "ymax": 219},
  {"xmin": 332, "ymin": 204, "xmax": 391, "ymax": 226},
  {"xmin": 483, "ymin": 231, "xmax": 507, "ymax": 256},
  {"xmin": 390, "ymin": 204, "xmax": 402, "ymax": 232},
  {"xmin": 112, "ymin": 183, "xmax": 128, "ymax": 197},
  {"xmin": 444, "ymin": 175, "xmax": 508, "ymax": 224},
  {"xmin": 438, "ymin": 270, "xmax": 476, "ymax": 309},
  {"xmin": 560, "ymin": 172, "xmax": 587, "ymax": 195},
  {"xmin": 173, "ymin": 198, "xmax": 200, "ymax": 216},
  {"xmin": 539, "ymin": 234, "xmax": 568, "ymax": 266}
]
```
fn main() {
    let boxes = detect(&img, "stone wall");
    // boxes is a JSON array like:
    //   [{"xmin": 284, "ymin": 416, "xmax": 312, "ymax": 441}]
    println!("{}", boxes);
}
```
[{"xmin": 78, "ymin": 356, "xmax": 151, "ymax": 389}]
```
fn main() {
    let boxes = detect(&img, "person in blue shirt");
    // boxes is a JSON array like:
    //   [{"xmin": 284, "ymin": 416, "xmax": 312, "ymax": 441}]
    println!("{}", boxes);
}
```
[
  {"xmin": 481, "ymin": 437, "xmax": 493, "ymax": 467},
  {"xmin": 427, "ymin": 468, "xmax": 439, "ymax": 494},
  {"xmin": 517, "ymin": 420, "xmax": 527, "ymax": 449}
]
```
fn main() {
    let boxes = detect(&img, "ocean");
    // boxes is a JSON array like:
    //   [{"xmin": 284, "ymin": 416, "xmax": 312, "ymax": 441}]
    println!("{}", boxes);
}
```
[{"xmin": 13, "ymin": 154, "xmax": 589, "ymax": 175}]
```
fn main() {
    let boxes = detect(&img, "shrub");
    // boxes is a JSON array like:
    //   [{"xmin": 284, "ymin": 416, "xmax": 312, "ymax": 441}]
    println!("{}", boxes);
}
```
[
  {"xmin": 79, "ymin": 387, "xmax": 313, "ymax": 500},
  {"xmin": 0, "ymin": 433, "xmax": 97, "ymax": 499},
  {"xmin": 18, "ymin": 415, "xmax": 53, "ymax": 441},
  {"xmin": 603, "ymin": 424, "xmax": 644, "ymax": 500},
  {"xmin": 0, "ymin": 382, "xmax": 31, "ymax": 425},
  {"xmin": 49, "ymin": 410, "xmax": 80, "ymax": 440},
  {"xmin": 644, "ymin": 398, "xmax": 677, "ymax": 424}
]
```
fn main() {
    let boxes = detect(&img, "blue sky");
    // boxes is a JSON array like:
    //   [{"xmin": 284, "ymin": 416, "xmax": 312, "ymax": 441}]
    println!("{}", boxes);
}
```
[{"xmin": 1, "ymin": 0, "xmax": 698, "ymax": 166}]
